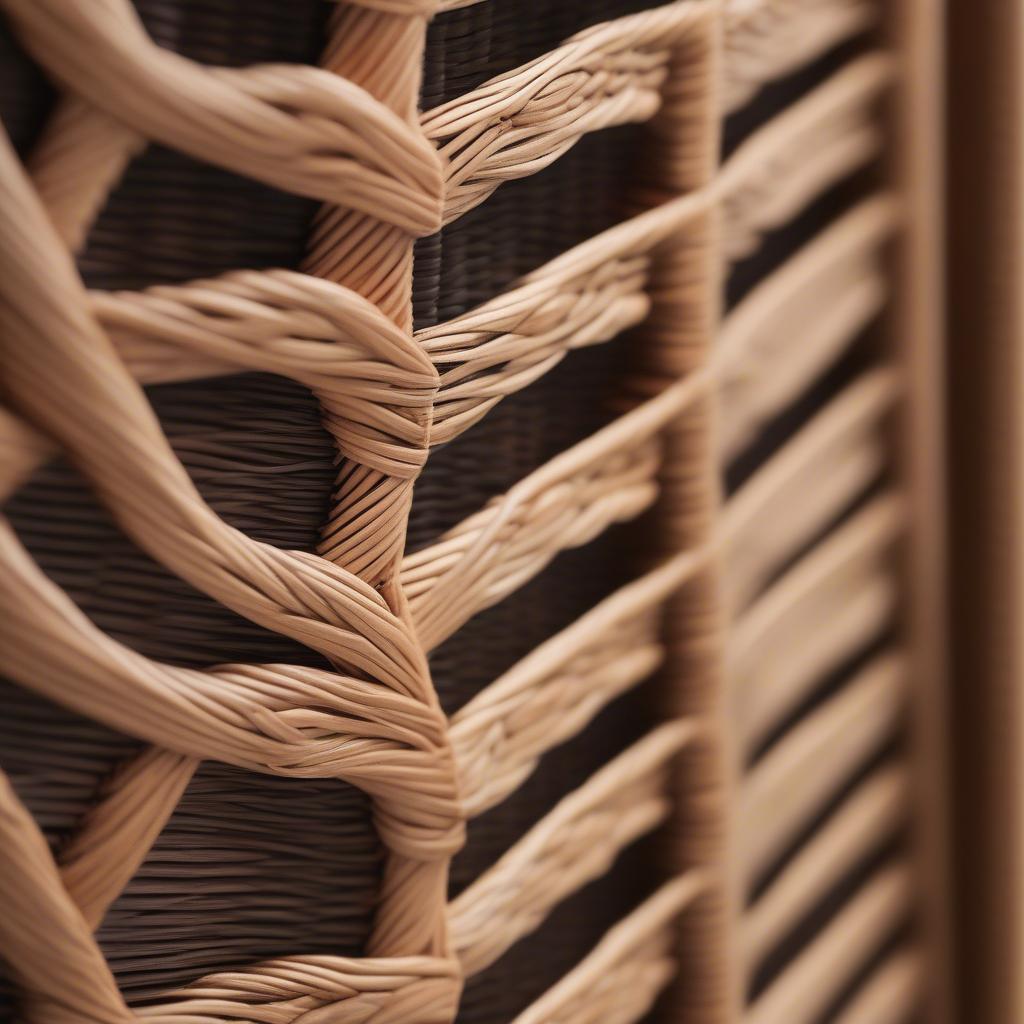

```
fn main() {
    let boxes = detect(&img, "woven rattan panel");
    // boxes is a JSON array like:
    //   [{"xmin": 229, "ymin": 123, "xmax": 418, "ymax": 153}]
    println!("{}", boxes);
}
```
[
  {"xmin": 0, "ymin": 2, "xmax": 943, "ymax": 1024},
  {"xmin": 0, "ymin": 1, "xmax": 385, "ymax": 1012}
]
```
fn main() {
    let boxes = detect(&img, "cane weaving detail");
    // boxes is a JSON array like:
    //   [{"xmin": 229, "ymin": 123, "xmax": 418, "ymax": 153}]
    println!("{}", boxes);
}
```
[{"xmin": 0, "ymin": 1, "xmax": 928, "ymax": 1022}]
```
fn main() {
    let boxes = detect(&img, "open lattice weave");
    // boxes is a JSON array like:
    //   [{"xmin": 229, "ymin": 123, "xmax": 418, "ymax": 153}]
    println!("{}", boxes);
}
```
[{"xmin": 0, "ymin": 0, "xmax": 932, "ymax": 1022}]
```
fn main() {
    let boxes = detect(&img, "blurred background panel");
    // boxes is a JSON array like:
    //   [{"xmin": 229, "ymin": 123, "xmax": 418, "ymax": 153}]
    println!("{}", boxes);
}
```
[{"xmin": 947, "ymin": 3, "xmax": 1024, "ymax": 1023}]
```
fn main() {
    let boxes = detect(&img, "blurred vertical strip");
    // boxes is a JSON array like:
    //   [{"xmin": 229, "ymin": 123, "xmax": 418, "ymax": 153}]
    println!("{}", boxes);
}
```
[{"xmin": 947, "ymin": 2, "xmax": 1024, "ymax": 1022}]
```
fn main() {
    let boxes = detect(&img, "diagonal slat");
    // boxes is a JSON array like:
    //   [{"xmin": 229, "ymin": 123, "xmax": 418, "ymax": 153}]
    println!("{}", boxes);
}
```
[
  {"xmin": 718, "ymin": 196, "xmax": 896, "ymax": 460},
  {"xmin": 723, "ymin": 369, "xmax": 898, "ymax": 612},
  {"xmin": 512, "ymin": 873, "xmax": 708, "ymax": 1024},
  {"xmin": 729, "ymin": 494, "xmax": 902, "ymax": 751},
  {"xmin": 740, "ymin": 652, "xmax": 905, "ymax": 884},
  {"xmin": 449, "ymin": 722, "xmax": 697, "ymax": 977},
  {"xmin": 743, "ymin": 765, "xmax": 908, "ymax": 971},
  {"xmin": 720, "ymin": 55, "xmax": 892, "ymax": 261},
  {"xmin": 746, "ymin": 865, "xmax": 912, "ymax": 1024},
  {"xmin": 831, "ymin": 949, "xmax": 922, "ymax": 1024},
  {"xmin": 724, "ymin": 0, "xmax": 877, "ymax": 112}
]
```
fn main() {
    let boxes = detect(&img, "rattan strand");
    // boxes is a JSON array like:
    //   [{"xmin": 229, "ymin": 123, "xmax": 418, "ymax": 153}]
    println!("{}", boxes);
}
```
[
  {"xmin": 742, "ymin": 766, "xmax": 908, "ymax": 970},
  {"xmin": 830, "ymin": 951, "xmax": 922, "ymax": 1024},
  {"xmin": 0, "ymin": 0, "xmax": 916, "ymax": 1021},
  {"xmin": 745, "ymin": 867, "xmax": 912, "ymax": 1024}
]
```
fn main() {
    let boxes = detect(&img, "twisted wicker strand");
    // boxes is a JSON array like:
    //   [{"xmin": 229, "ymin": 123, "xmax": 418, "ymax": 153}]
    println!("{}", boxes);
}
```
[
  {"xmin": 449, "ymin": 722, "xmax": 699, "ymax": 976},
  {"xmin": 300, "ymin": 1, "xmax": 462, "ymax": 966},
  {"xmin": 423, "ymin": 5, "xmax": 712, "ymax": 222},
  {"xmin": 512, "ymin": 873, "xmax": 709, "ymax": 1024},
  {"xmin": 2, "ymin": 0, "xmax": 444, "ymax": 234},
  {"xmin": 59, "ymin": 748, "xmax": 197, "ymax": 932},
  {"xmin": 136, "ymin": 956, "xmax": 460, "ymax": 1024}
]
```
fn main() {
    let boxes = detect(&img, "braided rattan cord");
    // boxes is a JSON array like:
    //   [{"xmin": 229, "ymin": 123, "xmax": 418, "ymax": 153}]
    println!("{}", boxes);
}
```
[{"xmin": 0, "ymin": 0, "xmax": 921, "ymax": 1022}]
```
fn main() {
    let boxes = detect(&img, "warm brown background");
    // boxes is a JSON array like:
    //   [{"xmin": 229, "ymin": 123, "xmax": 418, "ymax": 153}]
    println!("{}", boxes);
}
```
[{"xmin": 947, "ymin": 2, "xmax": 1024, "ymax": 1022}]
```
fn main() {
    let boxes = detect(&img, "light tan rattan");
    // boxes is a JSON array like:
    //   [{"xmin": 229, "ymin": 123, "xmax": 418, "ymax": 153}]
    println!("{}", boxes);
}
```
[{"xmin": 0, "ymin": 1, "xmax": 944, "ymax": 1023}]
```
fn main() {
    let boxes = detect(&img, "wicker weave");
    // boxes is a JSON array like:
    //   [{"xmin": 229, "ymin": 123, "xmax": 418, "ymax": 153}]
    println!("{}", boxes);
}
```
[{"xmin": 0, "ymin": 1, "xmax": 946, "ymax": 1023}]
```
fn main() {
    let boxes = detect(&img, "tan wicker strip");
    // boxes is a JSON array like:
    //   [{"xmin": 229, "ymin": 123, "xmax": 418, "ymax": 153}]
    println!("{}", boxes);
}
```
[
  {"xmin": 26, "ymin": 96, "xmax": 144, "ymax": 252},
  {"xmin": 831, "ymin": 950, "xmax": 922, "ymax": 1024},
  {"xmin": 511, "ymin": 873, "xmax": 709, "ymax": 1024},
  {"xmin": 0, "ymin": 771, "xmax": 135, "ymax": 1024},
  {"xmin": 449, "ymin": 721, "xmax": 699, "ymax": 976},
  {"xmin": 745, "ymin": 867, "xmax": 912, "ymax": 1024},
  {"xmin": 739, "ymin": 650, "xmax": 906, "ymax": 883},
  {"xmin": 743, "ymin": 766, "xmax": 909, "ymax": 970}
]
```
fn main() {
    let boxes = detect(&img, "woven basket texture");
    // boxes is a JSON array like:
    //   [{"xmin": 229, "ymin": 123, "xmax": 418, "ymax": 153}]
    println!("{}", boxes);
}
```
[{"xmin": 0, "ymin": 1, "xmax": 941, "ymax": 1023}]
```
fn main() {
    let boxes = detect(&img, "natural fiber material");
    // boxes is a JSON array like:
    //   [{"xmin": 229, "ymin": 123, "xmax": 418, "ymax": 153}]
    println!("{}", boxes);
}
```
[{"xmin": 0, "ymin": 1, "xmax": 945, "ymax": 1023}]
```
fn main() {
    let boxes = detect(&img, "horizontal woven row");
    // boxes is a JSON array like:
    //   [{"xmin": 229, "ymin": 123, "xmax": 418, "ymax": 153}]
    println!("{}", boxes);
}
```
[
  {"xmin": 0, "ymin": 49, "xmax": 891, "ymax": 491},
  {"xmin": 9, "ymin": 0, "xmax": 877, "ymax": 251}
]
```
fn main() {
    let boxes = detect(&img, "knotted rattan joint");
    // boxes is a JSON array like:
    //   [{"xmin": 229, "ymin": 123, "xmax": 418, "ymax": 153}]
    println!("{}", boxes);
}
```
[
  {"xmin": 0, "ymin": 759, "xmax": 463, "ymax": 1024},
  {"xmin": 3, "ymin": 0, "xmax": 446, "ymax": 236}
]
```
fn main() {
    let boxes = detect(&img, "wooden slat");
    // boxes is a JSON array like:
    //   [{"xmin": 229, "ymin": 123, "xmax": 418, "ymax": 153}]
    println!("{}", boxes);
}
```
[
  {"xmin": 719, "ymin": 197, "xmax": 895, "ymax": 460},
  {"xmin": 746, "ymin": 866, "xmax": 912, "ymax": 1024},
  {"xmin": 729, "ymin": 494, "xmax": 902, "ymax": 752},
  {"xmin": 832, "ymin": 949, "xmax": 922, "ymax": 1024},
  {"xmin": 512, "ymin": 873, "xmax": 707, "ymax": 1024},
  {"xmin": 743, "ymin": 766, "xmax": 908, "ymax": 971},
  {"xmin": 449, "ymin": 723, "xmax": 696, "ymax": 976},
  {"xmin": 740, "ymin": 652, "xmax": 905, "ymax": 883},
  {"xmin": 723, "ymin": 369, "xmax": 898, "ymax": 613}
]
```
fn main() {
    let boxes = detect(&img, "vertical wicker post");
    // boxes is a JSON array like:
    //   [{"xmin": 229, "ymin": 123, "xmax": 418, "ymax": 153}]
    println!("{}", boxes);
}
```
[
  {"xmin": 631, "ymin": 8, "xmax": 742, "ymax": 1022},
  {"xmin": 303, "ymin": 0, "xmax": 464, "ymax": 985}
]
